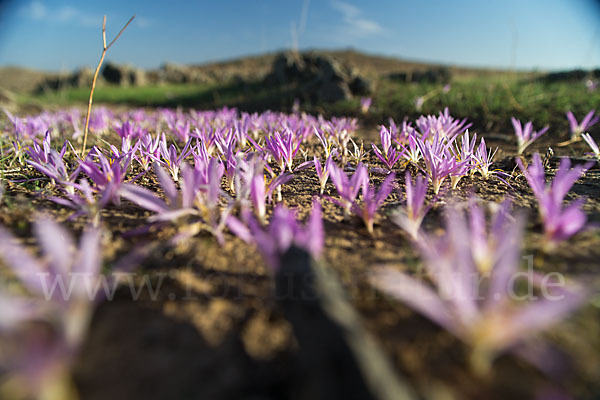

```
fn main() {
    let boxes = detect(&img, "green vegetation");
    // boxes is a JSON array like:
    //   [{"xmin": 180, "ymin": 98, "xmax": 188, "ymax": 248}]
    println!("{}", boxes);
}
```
[{"xmin": 18, "ymin": 75, "xmax": 600, "ymax": 134}]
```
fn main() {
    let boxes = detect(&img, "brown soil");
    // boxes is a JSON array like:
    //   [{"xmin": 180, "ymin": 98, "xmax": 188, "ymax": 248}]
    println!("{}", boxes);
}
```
[{"xmin": 2, "ymin": 125, "xmax": 599, "ymax": 399}]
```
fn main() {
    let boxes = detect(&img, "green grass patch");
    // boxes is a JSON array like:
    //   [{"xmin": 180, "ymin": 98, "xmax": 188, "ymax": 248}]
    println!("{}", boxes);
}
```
[{"xmin": 17, "ymin": 75, "xmax": 600, "ymax": 134}]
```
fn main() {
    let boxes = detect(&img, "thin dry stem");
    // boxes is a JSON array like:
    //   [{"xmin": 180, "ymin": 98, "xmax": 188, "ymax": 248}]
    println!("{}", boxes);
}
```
[{"xmin": 81, "ymin": 15, "xmax": 135, "ymax": 157}]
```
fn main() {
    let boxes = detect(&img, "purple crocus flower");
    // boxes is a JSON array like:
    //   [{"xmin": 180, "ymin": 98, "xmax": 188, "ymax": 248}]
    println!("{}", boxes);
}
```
[
  {"xmin": 88, "ymin": 107, "xmax": 112, "ymax": 133},
  {"xmin": 392, "ymin": 171, "xmax": 430, "ymax": 240},
  {"xmin": 154, "ymin": 134, "xmax": 193, "ymax": 181},
  {"xmin": 227, "ymin": 199, "xmax": 324, "ymax": 270},
  {"xmin": 370, "ymin": 199, "xmax": 588, "ymax": 372},
  {"xmin": 414, "ymin": 96, "xmax": 425, "ymax": 112},
  {"xmin": 264, "ymin": 129, "xmax": 301, "ymax": 172},
  {"xmin": 122, "ymin": 161, "xmax": 230, "ymax": 244},
  {"xmin": 511, "ymin": 117, "xmax": 549, "ymax": 155},
  {"xmin": 27, "ymin": 145, "xmax": 79, "ymax": 194},
  {"xmin": 416, "ymin": 133, "xmax": 466, "ymax": 194},
  {"xmin": 25, "ymin": 131, "xmax": 73, "ymax": 183},
  {"xmin": 170, "ymin": 119, "xmax": 192, "ymax": 143},
  {"xmin": 219, "ymin": 136, "xmax": 241, "ymax": 192},
  {"xmin": 516, "ymin": 153, "xmax": 594, "ymax": 246},
  {"xmin": 400, "ymin": 132, "xmax": 423, "ymax": 165},
  {"xmin": 452, "ymin": 130, "xmax": 477, "ymax": 165},
  {"xmin": 586, "ymin": 79, "xmax": 598, "ymax": 92},
  {"xmin": 3, "ymin": 109, "xmax": 25, "ymax": 138},
  {"xmin": 581, "ymin": 133, "xmax": 600, "ymax": 159},
  {"xmin": 0, "ymin": 219, "xmax": 106, "ymax": 397},
  {"xmin": 347, "ymin": 138, "xmax": 368, "ymax": 166},
  {"xmin": 51, "ymin": 178, "xmax": 112, "ymax": 227},
  {"xmin": 360, "ymin": 97, "xmax": 372, "ymax": 113},
  {"xmin": 566, "ymin": 110, "xmax": 600, "ymax": 140},
  {"xmin": 114, "ymin": 120, "xmax": 146, "ymax": 145},
  {"xmin": 121, "ymin": 163, "xmax": 198, "ymax": 222},
  {"xmin": 163, "ymin": 109, "xmax": 192, "ymax": 142},
  {"xmin": 78, "ymin": 147, "xmax": 133, "ymax": 205},
  {"xmin": 328, "ymin": 163, "xmax": 369, "ymax": 215},
  {"xmin": 371, "ymin": 126, "xmax": 404, "ymax": 172},
  {"xmin": 248, "ymin": 163, "xmax": 293, "ymax": 223},
  {"xmin": 416, "ymin": 108, "xmax": 471, "ymax": 141},
  {"xmin": 313, "ymin": 127, "xmax": 335, "ymax": 158},
  {"xmin": 472, "ymin": 137, "xmax": 499, "ymax": 179},
  {"xmin": 314, "ymin": 155, "xmax": 333, "ymax": 194},
  {"xmin": 0, "ymin": 219, "xmax": 104, "ymax": 302},
  {"xmin": 449, "ymin": 130, "xmax": 478, "ymax": 187},
  {"xmin": 25, "ymin": 130, "xmax": 54, "ymax": 165},
  {"xmin": 351, "ymin": 172, "xmax": 395, "ymax": 235},
  {"xmin": 135, "ymin": 134, "xmax": 161, "ymax": 171}
]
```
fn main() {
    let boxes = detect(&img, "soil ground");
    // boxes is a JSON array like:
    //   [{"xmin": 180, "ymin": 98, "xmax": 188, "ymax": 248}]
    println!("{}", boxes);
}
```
[{"xmin": 1, "ymin": 119, "xmax": 599, "ymax": 399}]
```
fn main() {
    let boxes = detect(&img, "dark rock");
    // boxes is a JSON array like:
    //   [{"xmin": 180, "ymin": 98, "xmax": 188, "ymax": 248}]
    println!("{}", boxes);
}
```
[
  {"xmin": 542, "ymin": 69, "xmax": 588, "ymax": 83},
  {"xmin": 161, "ymin": 63, "xmax": 189, "ymax": 84},
  {"xmin": 102, "ymin": 62, "xmax": 146, "ymax": 86},
  {"xmin": 102, "ymin": 62, "xmax": 128, "ymax": 85},
  {"xmin": 316, "ymin": 81, "xmax": 352, "ymax": 103},
  {"xmin": 314, "ymin": 55, "xmax": 348, "ymax": 82},
  {"xmin": 35, "ymin": 68, "xmax": 99, "ymax": 93},
  {"xmin": 387, "ymin": 68, "xmax": 452, "ymax": 84},
  {"xmin": 349, "ymin": 76, "xmax": 372, "ymax": 95},
  {"xmin": 158, "ymin": 63, "xmax": 208, "ymax": 84},
  {"xmin": 145, "ymin": 70, "xmax": 162, "ymax": 85},
  {"xmin": 272, "ymin": 53, "xmax": 306, "ymax": 84},
  {"xmin": 130, "ymin": 68, "xmax": 147, "ymax": 86},
  {"xmin": 231, "ymin": 74, "xmax": 245, "ymax": 86},
  {"xmin": 69, "ymin": 67, "xmax": 93, "ymax": 87},
  {"xmin": 411, "ymin": 67, "xmax": 451, "ymax": 84},
  {"xmin": 265, "ymin": 52, "xmax": 368, "ymax": 103},
  {"xmin": 387, "ymin": 72, "xmax": 408, "ymax": 82}
]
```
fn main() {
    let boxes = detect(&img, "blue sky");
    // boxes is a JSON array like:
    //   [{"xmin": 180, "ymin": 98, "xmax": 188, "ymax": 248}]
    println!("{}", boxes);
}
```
[{"xmin": 0, "ymin": 0, "xmax": 599, "ymax": 71}]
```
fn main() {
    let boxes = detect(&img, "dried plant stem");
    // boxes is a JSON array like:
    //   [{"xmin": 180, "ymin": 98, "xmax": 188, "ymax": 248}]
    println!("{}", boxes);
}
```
[{"xmin": 81, "ymin": 15, "xmax": 135, "ymax": 157}]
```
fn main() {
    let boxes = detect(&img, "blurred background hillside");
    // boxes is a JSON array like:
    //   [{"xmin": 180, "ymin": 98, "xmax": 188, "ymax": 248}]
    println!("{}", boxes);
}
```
[{"xmin": 0, "ymin": 0, "xmax": 599, "ymax": 133}]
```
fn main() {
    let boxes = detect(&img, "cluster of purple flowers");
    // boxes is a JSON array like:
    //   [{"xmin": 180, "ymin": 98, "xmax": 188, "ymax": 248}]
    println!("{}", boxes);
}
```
[
  {"xmin": 370, "ymin": 110, "xmax": 499, "ymax": 194},
  {"xmin": 371, "ymin": 198, "xmax": 588, "ymax": 373},
  {"xmin": 0, "ymin": 219, "xmax": 141, "ymax": 398},
  {"xmin": 0, "ymin": 103, "xmax": 596, "ymax": 390},
  {"xmin": 517, "ymin": 154, "xmax": 594, "ymax": 247}
]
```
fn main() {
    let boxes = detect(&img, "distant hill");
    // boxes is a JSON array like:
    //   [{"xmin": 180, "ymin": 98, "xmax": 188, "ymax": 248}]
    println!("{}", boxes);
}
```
[
  {"xmin": 0, "ymin": 66, "xmax": 53, "ymax": 93},
  {"xmin": 188, "ymin": 49, "xmax": 524, "ymax": 80},
  {"xmin": 0, "ymin": 49, "xmax": 540, "ymax": 94}
]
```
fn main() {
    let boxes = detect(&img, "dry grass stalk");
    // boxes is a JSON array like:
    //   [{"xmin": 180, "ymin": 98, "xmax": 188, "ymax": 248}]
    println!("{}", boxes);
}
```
[{"xmin": 81, "ymin": 15, "xmax": 135, "ymax": 156}]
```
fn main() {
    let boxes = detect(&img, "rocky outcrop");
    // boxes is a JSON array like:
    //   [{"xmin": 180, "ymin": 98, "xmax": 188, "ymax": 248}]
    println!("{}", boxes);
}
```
[
  {"xmin": 541, "ymin": 69, "xmax": 596, "ymax": 83},
  {"xmin": 387, "ymin": 67, "xmax": 451, "ymax": 84},
  {"xmin": 102, "ymin": 62, "xmax": 147, "ymax": 86},
  {"xmin": 155, "ymin": 63, "xmax": 210, "ymax": 84},
  {"xmin": 35, "ymin": 67, "xmax": 97, "ymax": 92},
  {"xmin": 264, "ymin": 52, "xmax": 373, "ymax": 103}
]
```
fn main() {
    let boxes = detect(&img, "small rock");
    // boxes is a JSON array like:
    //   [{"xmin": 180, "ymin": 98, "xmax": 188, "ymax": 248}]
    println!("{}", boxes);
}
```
[
  {"xmin": 272, "ymin": 52, "xmax": 306, "ymax": 84},
  {"xmin": 349, "ymin": 75, "xmax": 373, "ymax": 95},
  {"xmin": 102, "ymin": 62, "xmax": 130, "ymax": 85},
  {"xmin": 130, "ymin": 68, "xmax": 147, "ymax": 86},
  {"xmin": 161, "ymin": 63, "xmax": 189, "ymax": 84},
  {"xmin": 69, "ymin": 67, "xmax": 94, "ymax": 87},
  {"xmin": 316, "ymin": 80, "xmax": 353, "ymax": 102},
  {"xmin": 314, "ymin": 55, "xmax": 348, "ymax": 82}
]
